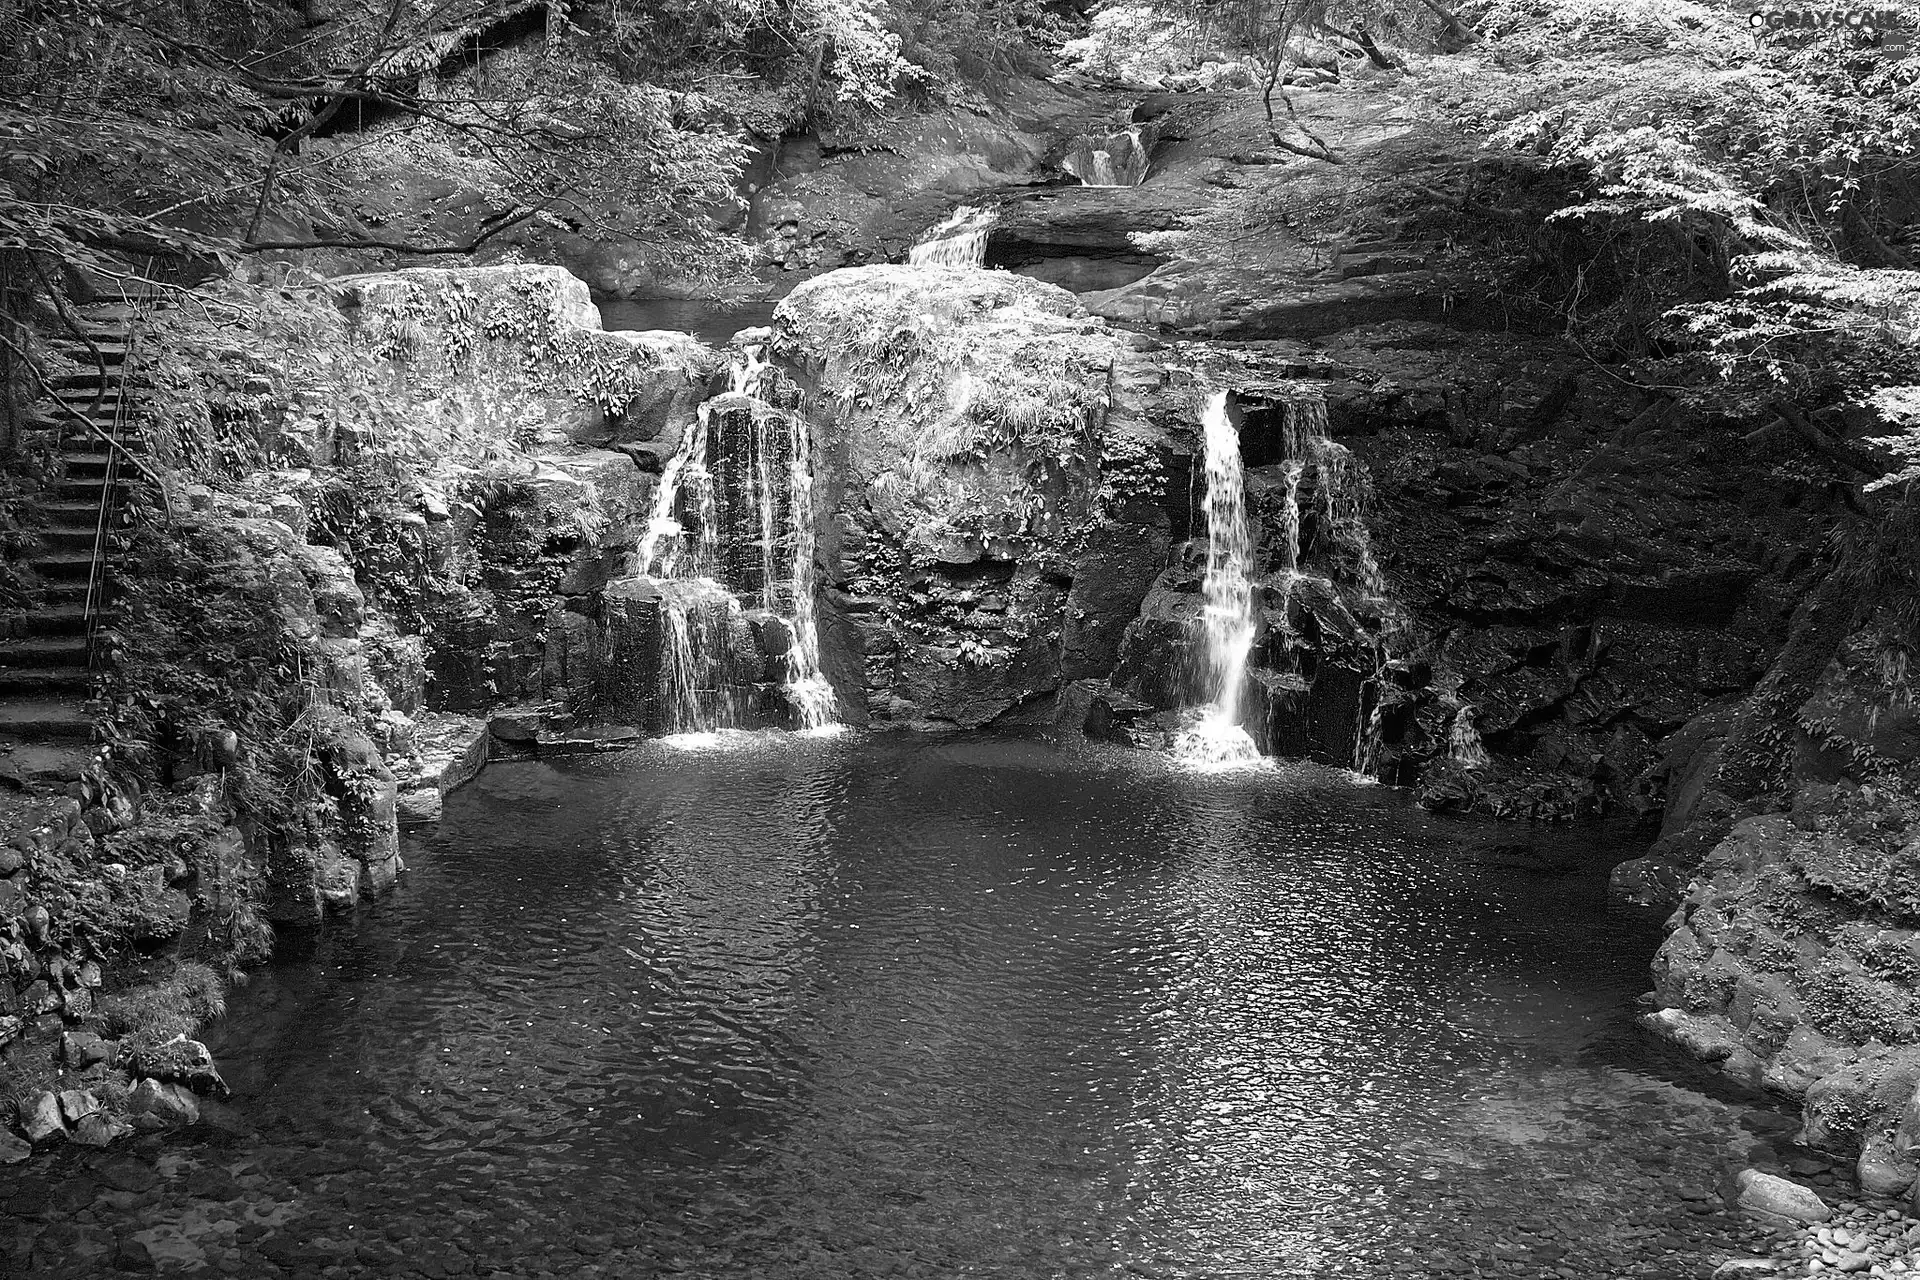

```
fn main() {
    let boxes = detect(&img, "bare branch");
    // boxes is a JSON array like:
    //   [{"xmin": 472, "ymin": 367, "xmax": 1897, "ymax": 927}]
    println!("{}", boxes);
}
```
[{"xmin": 240, "ymin": 204, "xmax": 539, "ymax": 255}]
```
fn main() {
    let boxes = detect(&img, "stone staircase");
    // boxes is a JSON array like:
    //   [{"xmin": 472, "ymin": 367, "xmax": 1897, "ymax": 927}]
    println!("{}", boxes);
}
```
[{"xmin": 0, "ymin": 287, "xmax": 158, "ymax": 762}]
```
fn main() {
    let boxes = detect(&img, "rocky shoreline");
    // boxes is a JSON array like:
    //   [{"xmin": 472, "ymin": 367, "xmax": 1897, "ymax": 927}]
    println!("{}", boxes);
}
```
[{"xmin": 0, "ymin": 56, "xmax": 1905, "ymax": 1280}]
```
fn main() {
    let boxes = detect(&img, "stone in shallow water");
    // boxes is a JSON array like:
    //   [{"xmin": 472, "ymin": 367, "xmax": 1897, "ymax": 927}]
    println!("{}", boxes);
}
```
[
  {"xmin": 127, "ymin": 1078, "xmax": 199, "ymax": 1131},
  {"xmin": 1737, "ymin": 1169, "xmax": 1832, "ymax": 1224},
  {"xmin": 1641, "ymin": 1007, "xmax": 1738, "ymax": 1062},
  {"xmin": 71, "ymin": 1112, "xmax": 129, "ymax": 1148},
  {"xmin": 396, "ymin": 786, "xmax": 442, "ymax": 825}
]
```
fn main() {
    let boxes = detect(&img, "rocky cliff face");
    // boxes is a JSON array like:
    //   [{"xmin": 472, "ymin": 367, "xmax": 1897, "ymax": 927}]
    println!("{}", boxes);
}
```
[
  {"xmin": 1641, "ymin": 615, "xmax": 1920, "ymax": 1205},
  {"xmin": 747, "ymin": 69, "xmax": 1845, "ymax": 813},
  {"xmin": 759, "ymin": 258, "xmax": 1832, "ymax": 820}
]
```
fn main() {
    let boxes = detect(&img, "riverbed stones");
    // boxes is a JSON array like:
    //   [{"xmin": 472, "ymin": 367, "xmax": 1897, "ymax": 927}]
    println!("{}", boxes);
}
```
[
  {"xmin": 1739, "ymin": 1169, "xmax": 1833, "ymax": 1224},
  {"xmin": 1645, "ymin": 1007, "xmax": 1740, "ymax": 1061},
  {"xmin": 71, "ymin": 1111, "xmax": 129, "ymax": 1147},
  {"xmin": 132, "ymin": 1038, "xmax": 227, "ymax": 1096},
  {"xmin": 61, "ymin": 1029, "xmax": 111, "ymax": 1068},
  {"xmin": 18, "ymin": 1090, "xmax": 63, "ymax": 1144}
]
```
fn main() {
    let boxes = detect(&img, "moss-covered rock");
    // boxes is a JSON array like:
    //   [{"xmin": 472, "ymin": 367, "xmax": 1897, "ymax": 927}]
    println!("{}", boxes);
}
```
[{"xmin": 776, "ymin": 264, "xmax": 1186, "ymax": 727}]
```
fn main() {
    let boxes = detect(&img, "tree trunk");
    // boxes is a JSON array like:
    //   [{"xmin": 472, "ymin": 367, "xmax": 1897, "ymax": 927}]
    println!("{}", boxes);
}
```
[{"xmin": 1412, "ymin": 0, "xmax": 1479, "ymax": 50}]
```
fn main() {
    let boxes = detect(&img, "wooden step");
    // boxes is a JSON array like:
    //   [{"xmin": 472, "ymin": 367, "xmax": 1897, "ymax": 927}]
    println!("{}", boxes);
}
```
[
  {"xmin": 62, "ymin": 453, "xmax": 113, "ymax": 476},
  {"xmin": 0, "ymin": 637, "xmax": 90, "ymax": 668},
  {"xmin": 39, "ymin": 501, "xmax": 108, "ymax": 520},
  {"xmin": 0, "ymin": 666, "xmax": 91, "ymax": 694},
  {"xmin": 0, "ymin": 606, "xmax": 88, "ymax": 639},
  {"xmin": 53, "ymin": 479, "xmax": 127, "ymax": 503},
  {"xmin": 30, "ymin": 552, "xmax": 96, "ymax": 580},
  {"xmin": 47, "ymin": 341, "xmax": 130, "ymax": 358},
  {"xmin": 0, "ymin": 698, "xmax": 94, "ymax": 741},
  {"xmin": 54, "ymin": 475, "xmax": 125, "ymax": 494},
  {"xmin": 24, "ymin": 409, "xmax": 121, "ymax": 430},
  {"xmin": 37, "ymin": 583, "xmax": 88, "ymax": 607},
  {"xmin": 45, "ymin": 358, "xmax": 129, "ymax": 380},
  {"xmin": 39, "ymin": 527, "xmax": 99, "ymax": 551}
]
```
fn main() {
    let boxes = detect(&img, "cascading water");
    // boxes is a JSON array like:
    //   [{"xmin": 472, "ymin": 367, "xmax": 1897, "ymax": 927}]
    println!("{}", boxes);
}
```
[
  {"xmin": 629, "ymin": 341, "xmax": 837, "ymax": 734},
  {"xmin": 634, "ymin": 400, "xmax": 738, "ymax": 734},
  {"xmin": 1450, "ymin": 705, "xmax": 1492, "ymax": 769},
  {"xmin": 1066, "ymin": 125, "xmax": 1150, "ymax": 187},
  {"xmin": 1234, "ymin": 395, "xmax": 1403, "ymax": 773},
  {"xmin": 908, "ymin": 206, "xmax": 996, "ymax": 268},
  {"xmin": 782, "ymin": 407, "xmax": 837, "ymax": 731},
  {"xmin": 1173, "ymin": 391, "xmax": 1262, "ymax": 766}
]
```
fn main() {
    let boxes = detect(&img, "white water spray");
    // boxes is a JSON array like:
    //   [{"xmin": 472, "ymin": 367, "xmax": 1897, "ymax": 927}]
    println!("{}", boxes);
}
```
[
  {"xmin": 1174, "ymin": 391, "xmax": 1261, "ymax": 766},
  {"xmin": 1068, "ymin": 126, "xmax": 1149, "ymax": 187},
  {"xmin": 1273, "ymin": 398, "xmax": 1407, "ymax": 770},
  {"xmin": 1449, "ymin": 700, "xmax": 1492, "ymax": 770},
  {"xmin": 638, "ymin": 403, "xmax": 714, "ymax": 579},
  {"xmin": 783, "ymin": 409, "xmax": 837, "ymax": 731},
  {"xmin": 908, "ymin": 206, "xmax": 996, "ymax": 268},
  {"xmin": 633, "ymin": 342, "xmax": 837, "ymax": 734}
]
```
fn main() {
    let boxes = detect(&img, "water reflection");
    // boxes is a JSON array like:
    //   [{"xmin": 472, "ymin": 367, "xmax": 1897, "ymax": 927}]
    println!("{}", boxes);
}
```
[{"xmin": 54, "ymin": 731, "xmax": 1773, "ymax": 1279}]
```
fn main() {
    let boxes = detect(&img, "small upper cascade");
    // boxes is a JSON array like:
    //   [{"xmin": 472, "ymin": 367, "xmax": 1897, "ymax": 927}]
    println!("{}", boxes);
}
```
[
  {"xmin": 1065, "ymin": 125, "xmax": 1150, "ymax": 187},
  {"xmin": 637, "ymin": 398, "xmax": 719, "ymax": 581},
  {"xmin": 908, "ymin": 206, "xmax": 996, "ymax": 268},
  {"xmin": 633, "ymin": 394, "xmax": 736, "ymax": 734},
  {"xmin": 1174, "ymin": 391, "xmax": 1262, "ymax": 767},
  {"xmin": 1450, "ymin": 705, "xmax": 1492, "ymax": 769}
]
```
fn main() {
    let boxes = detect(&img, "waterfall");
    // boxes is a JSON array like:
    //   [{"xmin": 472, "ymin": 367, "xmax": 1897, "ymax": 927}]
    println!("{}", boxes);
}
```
[
  {"xmin": 1174, "ymin": 391, "xmax": 1261, "ymax": 766},
  {"xmin": 1272, "ymin": 459, "xmax": 1305, "ymax": 635},
  {"xmin": 1450, "ymin": 705, "xmax": 1492, "ymax": 769},
  {"xmin": 1067, "ymin": 126, "xmax": 1149, "ymax": 187},
  {"xmin": 783, "ymin": 408, "xmax": 837, "ymax": 731},
  {"xmin": 638, "ymin": 402, "xmax": 715, "ymax": 579},
  {"xmin": 908, "ymin": 206, "xmax": 996, "ymax": 268},
  {"xmin": 746, "ymin": 375, "xmax": 781, "ymax": 611},
  {"xmin": 627, "ymin": 341, "xmax": 837, "ymax": 734},
  {"xmin": 1254, "ymin": 396, "xmax": 1403, "ymax": 774}
]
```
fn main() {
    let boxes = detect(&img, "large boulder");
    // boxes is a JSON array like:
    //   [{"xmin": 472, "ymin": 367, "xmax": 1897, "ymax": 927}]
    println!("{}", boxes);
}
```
[{"xmin": 776, "ymin": 265, "xmax": 1184, "ymax": 727}]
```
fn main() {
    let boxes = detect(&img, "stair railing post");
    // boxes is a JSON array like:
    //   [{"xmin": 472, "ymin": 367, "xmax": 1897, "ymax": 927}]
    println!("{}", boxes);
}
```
[{"xmin": 82, "ymin": 322, "xmax": 136, "ymax": 665}]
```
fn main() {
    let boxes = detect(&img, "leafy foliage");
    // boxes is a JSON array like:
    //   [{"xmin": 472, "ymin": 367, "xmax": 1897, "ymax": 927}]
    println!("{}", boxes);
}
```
[{"xmin": 1422, "ymin": 0, "xmax": 1920, "ymax": 405}]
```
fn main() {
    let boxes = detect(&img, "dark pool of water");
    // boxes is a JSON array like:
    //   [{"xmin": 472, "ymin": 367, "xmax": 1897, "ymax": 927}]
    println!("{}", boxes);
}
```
[
  {"xmin": 9, "ymin": 732, "xmax": 1789, "ymax": 1278},
  {"xmin": 596, "ymin": 297, "xmax": 778, "ymax": 347}
]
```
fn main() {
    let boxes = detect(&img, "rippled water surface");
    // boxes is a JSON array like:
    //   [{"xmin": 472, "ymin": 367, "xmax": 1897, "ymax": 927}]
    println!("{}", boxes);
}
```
[
  {"xmin": 594, "ymin": 298, "xmax": 778, "ymax": 345},
  {"xmin": 28, "ymin": 733, "xmax": 1790, "ymax": 1278}
]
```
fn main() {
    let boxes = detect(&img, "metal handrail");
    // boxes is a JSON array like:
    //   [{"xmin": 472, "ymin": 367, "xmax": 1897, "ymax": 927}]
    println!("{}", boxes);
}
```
[{"xmin": 82, "ymin": 322, "xmax": 140, "ymax": 663}]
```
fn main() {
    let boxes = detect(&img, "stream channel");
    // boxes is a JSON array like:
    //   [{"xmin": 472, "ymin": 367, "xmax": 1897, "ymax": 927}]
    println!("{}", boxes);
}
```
[{"xmin": 16, "ymin": 731, "xmax": 1795, "ymax": 1279}]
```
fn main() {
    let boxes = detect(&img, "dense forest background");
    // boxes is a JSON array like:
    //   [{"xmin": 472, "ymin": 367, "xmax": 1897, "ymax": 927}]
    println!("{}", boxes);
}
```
[{"xmin": 5, "ymin": 0, "xmax": 1920, "ymax": 514}]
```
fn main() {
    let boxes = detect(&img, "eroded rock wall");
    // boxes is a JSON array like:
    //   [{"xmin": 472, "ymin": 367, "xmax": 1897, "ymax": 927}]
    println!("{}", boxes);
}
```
[{"xmin": 1645, "ymin": 617, "xmax": 1920, "ymax": 1203}]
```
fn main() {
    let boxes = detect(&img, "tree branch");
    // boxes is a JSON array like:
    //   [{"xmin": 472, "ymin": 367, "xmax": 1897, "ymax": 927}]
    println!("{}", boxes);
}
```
[
  {"xmin": 1771, "ymin": 398, "xmax": 1889, "ymax": 478},
  {"xmin": 240, "ymin": 204, "xmax": 539, "ymax": 255}
]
